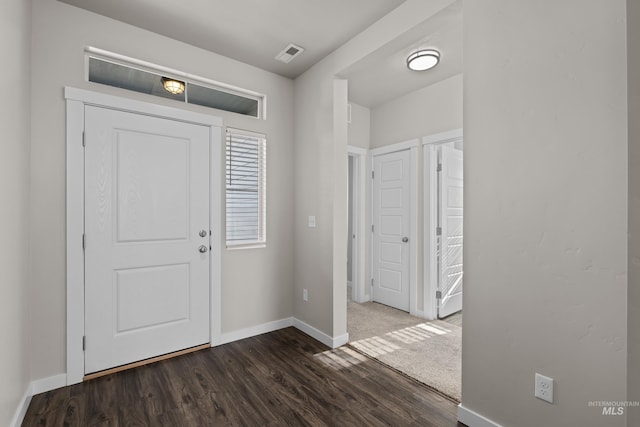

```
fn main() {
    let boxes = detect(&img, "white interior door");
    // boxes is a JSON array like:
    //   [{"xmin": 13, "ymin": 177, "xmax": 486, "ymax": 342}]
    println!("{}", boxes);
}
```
[
  {"xmin": 84, "ymin": 106, "xmax": 211, "ymax": 374},
  {"xmin": 372, "ymin": 150, "xmax": 411, "ymax": 312},
  {"xmin": 438, "ymin": 144, "xmax": 463, "ymax": 318}
]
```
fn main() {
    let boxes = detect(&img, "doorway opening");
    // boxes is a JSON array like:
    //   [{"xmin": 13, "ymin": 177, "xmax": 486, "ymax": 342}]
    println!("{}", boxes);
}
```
[
  {"xmin": 65, "ymin": 87, "xmax": 223, "ymax": 385},
  {"xmin": 347, "ymin": 146, "xmax": 367, "ymax": 304},
  {"xmin": 423, "ymin": 130, "xmax": 464, "ymax": 321},
  {"xmin": 346, "ymin": 130, "xmax": 463, "ymax": 402}
]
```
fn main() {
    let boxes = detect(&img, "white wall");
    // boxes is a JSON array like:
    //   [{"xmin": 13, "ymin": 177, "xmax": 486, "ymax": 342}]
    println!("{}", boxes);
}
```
[
  {"xmin": 463, "ymin": 2, "xmax": 628, "ymax": 426},
  {"xmin": 347, "ymin": 102, "xmax": 371, "ymax": 299},
  {"xmin": 293, "ymin": 0, "xmax": 456, "ymax": 339},
  {"xmin": 0, "ymin": 0, "xmax": 32, "ymax": 424},
  {"xmin": 348, "ymin": 102, "xmax": 371, "ymax": 149},
  {"xmin": 30, "ymin": 0, "xmax": 294, "ymax": 381},
  {"xmin": 370, "ymin": 73, "xmax": 462, "ymax": 148},
  {"xmin": 628, "ymin": 0, "xmax": 640, "ymax": 424},
  {"xmin": 347, "ymin": 156, "xmax": 354, "ymax": 283}
]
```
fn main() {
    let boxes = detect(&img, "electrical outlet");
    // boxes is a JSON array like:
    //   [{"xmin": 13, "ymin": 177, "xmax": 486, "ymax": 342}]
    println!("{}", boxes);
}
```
[
  {"xmin": 303, "ymin": 289, "xmax": 308, "ymax": 301},
  {"xmin": 308, "ymin": 216, "xmax": 316, "ymax": 228},
  {"xmin": 535, "ymin": 373, "xmax": 554, "ymax": 403}
]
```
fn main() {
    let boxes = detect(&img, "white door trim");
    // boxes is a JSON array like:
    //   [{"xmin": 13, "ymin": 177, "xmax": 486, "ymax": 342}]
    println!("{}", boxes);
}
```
[
  {"xmin": 422, "ymin": 128, "xmax": 464, "ymax": 146},
  {"xmin": 422, "ymin": 128, "xmax": 463, "ymax": 320},
  {"xmin": 347, "ymin": 145, "xmax": 367, "ymax": 303},
  {"xmin": 65, "ymin": 87, "xmax": 223, "ymax": 385},
  {"xmin": 370, "ymin": 139, "xmax": 419, "ymax": 316}
]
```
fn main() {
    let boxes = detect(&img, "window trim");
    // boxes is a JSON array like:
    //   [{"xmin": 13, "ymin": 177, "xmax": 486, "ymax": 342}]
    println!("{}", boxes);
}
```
[{"xmin": 225, "ymin": 128, "xmax": 267, "ymax": 249}]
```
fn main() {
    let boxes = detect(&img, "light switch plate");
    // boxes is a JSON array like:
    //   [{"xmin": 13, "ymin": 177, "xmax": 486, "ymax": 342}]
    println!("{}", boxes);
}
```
[{"xmin": 308, "ymin": 216, "xmax": 316, "ymax": 228}]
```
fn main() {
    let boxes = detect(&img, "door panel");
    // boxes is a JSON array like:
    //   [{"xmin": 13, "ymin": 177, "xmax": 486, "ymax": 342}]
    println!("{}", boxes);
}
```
[
  {"xmin": 84, "ymin": 106, "xmax": 210, "ymax": 374},
  {"xmin": 116, "ymin": 132, "xmax": 190, "ymax": 242},
  {"xmin": 372, "ymin": 150, "xmax": 411, "ymax": 311},
  {"xmin": 380, "ymin": 242, "xmax": 402, "ymax": 264},
  {"xmin": 438, "ymin": 144, "xmax": 463, "ymax": 318},
  {"xmin": 114, "ymin": 264, "xmax": 190, "ymax": 333}
]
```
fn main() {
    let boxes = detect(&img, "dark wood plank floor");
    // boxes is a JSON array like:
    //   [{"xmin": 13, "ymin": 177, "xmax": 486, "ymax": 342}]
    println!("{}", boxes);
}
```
[{"xmin": 23, "ymin": 327, "xmax": 463, "ymax": 426}]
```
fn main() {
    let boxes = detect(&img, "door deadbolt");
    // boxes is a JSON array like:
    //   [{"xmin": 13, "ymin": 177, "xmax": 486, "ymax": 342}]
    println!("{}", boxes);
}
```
[{"xmin": 199, "ymin": 230, "xmax": 207, "ymax": 238}]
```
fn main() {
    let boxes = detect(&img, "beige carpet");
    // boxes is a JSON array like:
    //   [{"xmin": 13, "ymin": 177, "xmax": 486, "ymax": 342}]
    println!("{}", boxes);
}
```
[{"xmin": 347, "ymin": 301, "xmax": 461, "ymax": 402}]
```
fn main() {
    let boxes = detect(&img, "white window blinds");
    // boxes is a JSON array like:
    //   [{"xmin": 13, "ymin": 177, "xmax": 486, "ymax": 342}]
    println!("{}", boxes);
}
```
[{"xmin": 225, "ymin": 129, "xmax": 266, "ymax": 247}]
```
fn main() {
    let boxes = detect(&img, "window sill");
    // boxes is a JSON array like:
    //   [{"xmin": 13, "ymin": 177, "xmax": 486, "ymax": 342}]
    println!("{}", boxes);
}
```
[{"xmin": 226, "ymin": 243, "xmax": 267, "ymax": 251}]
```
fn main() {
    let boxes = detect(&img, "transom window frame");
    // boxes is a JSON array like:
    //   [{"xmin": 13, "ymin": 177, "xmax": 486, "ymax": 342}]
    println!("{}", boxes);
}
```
[
  {"xmin": 225, "ymin": 128, "xmax": 267, "ymax": 249},
  {"xmin": 84, "ymin": 47, "xmax": 267, "ymax": 119}
]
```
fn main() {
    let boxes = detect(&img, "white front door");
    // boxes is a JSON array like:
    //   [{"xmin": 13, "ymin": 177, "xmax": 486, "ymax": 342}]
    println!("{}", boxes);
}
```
[
  {"xmin": 84, "ymin": 106, "xmax": 211, "ymax": 374},
  {"xmin": 438, "ymin": 144, "xmax": 463, "ymax": 318},
  {"xmin": 372, "ymin": 150, "xmax": 411, "ymax": 312}
]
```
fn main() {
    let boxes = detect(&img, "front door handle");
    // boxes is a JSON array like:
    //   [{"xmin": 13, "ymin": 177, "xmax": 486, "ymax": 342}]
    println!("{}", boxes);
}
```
[
  {"xmin": 402, "ymin": 237, "xmax": 409, "ymax": 243},
  {"xmin": 198, "ymin": 245, "xmax": 208, "ymax": 253}
]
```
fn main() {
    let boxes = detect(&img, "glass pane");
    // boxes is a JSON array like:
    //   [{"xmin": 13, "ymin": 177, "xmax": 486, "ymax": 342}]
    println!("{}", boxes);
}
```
[
  {"xmin": 225, "ymin": 132, "xmax": 265, "ymax": 245},
  {"xmin": 88, "ymin": 58, "xmax": 185, "ymax": 102},
  {"xmin": 188, "ymin": 83, "xmax": 259, "ymax": 117}
]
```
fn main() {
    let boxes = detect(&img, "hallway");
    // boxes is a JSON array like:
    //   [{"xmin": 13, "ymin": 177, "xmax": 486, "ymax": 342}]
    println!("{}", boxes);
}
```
[{"xmin": 347, "ymin": 301, "xmax": 461, "ymax": 401}]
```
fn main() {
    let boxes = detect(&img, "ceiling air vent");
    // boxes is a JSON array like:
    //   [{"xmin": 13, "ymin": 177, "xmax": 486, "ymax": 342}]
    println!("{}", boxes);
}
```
[{"xmin": 275, "ymin": 44, "xmax": 305, "ymax": 64}]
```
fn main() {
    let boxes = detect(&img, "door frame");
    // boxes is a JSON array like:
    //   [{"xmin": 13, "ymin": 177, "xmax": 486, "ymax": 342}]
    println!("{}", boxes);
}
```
[
  {"xmin": 369, "ymin": 139, "xmax": 419, "ymax": 315},
  {"xmin": 422, "ymin": 128, "xmax": 463, "ymax": 320},
  {"xmin": 65, "ymin": 87, "xmax": 223, "ymax": 385},
  {"xmin": 347, "ymin": 145, "xmax": 367, "ymax": 303}
]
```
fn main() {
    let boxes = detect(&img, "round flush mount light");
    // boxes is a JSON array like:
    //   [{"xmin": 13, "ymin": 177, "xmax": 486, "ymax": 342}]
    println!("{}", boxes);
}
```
[
  {"xmin": 407, "ymin": 49, "xmax": 440, "ymax": 71},
  {"xmin": 162, "ymin": 77, "xmax": 185, "ymax": 95}
]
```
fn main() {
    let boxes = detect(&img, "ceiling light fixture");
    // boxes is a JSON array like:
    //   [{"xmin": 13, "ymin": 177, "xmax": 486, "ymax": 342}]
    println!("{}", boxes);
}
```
[
  {"xmin": 162, "ymin": 77, "xmax": 185, "ymax": 95},
  {"xmin": 407, "ymin": 49, "xmax": 440, "ymax": 71}
]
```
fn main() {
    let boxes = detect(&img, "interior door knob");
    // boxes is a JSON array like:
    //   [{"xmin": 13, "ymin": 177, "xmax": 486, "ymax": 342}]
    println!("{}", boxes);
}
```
[
  {"xmin": 402, "ymin": 237, "xmax": 409, "ymax": 243},
  {"xmin": 198, "ymin": 245, "xmax": 208, "ymax": 253}
]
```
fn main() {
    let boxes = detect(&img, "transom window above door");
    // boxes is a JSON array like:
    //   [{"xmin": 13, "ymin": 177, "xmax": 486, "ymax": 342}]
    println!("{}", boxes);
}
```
[{"xmin": 85, "ymin": 47, "xmax": 265, "ymax": 119}]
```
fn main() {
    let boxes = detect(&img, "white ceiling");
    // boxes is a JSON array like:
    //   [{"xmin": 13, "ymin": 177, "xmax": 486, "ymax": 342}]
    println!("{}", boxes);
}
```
[
  {"xmin": 58, "ymin": 0, "xmax": 406, "ymax": 79},
  {"xmin": 340, "ymin": 1, "xmax": 462, "ymax": 107},
  {"xmin": 58, "ymin": 0, "xmax": 462, "ymax": 108}
]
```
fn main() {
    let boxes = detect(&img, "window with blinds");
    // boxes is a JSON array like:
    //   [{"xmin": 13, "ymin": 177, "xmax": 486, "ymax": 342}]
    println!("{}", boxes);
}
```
[{"xmin": 225, "ymin": 129, "xmax": 266, "ymax": 247}]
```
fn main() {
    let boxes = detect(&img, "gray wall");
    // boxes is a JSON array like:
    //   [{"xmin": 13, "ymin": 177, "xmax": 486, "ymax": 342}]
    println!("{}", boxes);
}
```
[
  {"xmin": 628, "ymin": 0, "xmax": 640, "ymax": 424},
  {"xmin": 347, "ymin": 102, "xmax": 371, "ymax": 299},
  {"xmin": 348, "ymin": 103, "xmax": 371, "ymax": 149},
  {"xmin": 347, "ymin": 156, "xmax": 353, "ymax": 283},
  {"xmin": 0, "ymin": 0, "xmax": 32, "ymax": 424},
  {"xmin": 293, "ymin": 0, "xmax": 456, "ymax": 338},
  {"xmin": 370, "ymin": 73, "xmax": 463, "ymax": 148},
  {"xmin": 30, "ymin": 0, "xmax": 294, "ymax": 381},
  {"xmin": 463, "ymin": 1, "xmax": 628, "ymax": 426}
]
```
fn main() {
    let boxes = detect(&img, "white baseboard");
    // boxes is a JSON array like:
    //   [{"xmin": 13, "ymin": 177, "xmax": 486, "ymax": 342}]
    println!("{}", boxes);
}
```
[
  {"xmin": 215, "ymin": 317, "xmax": 294, "ymax": 346},
  {"xmin": 10, "ymin": 387, "xmax": 32, "ymax": 427},
  {"xmin": 216, "ymin": 317, "xmax": 349, "ymax": 349},
  {"xmin": 458, "ymin": 404, "xmax": 503, "ymax": 427},
  {"xmin": 10, "ymin": 373, "xmax": 67, "ymax": 427},
  {"xmin": 14, "ymin": 317, "xmax": 348, "ymax": 426},
  {"xmin": 332, "ymin": 332, "xmax": 349, "ymax": 348},
  {"xmin": 411, "ymin": 309, "xmax": 425, "ymax": 318},
  {"xmin": 292, "ymin": 318, "xmax": 349, "ymax": 348},
  {"xmin": 32, "ymin": 373, "xmax": 67, "ymax": 395}
]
